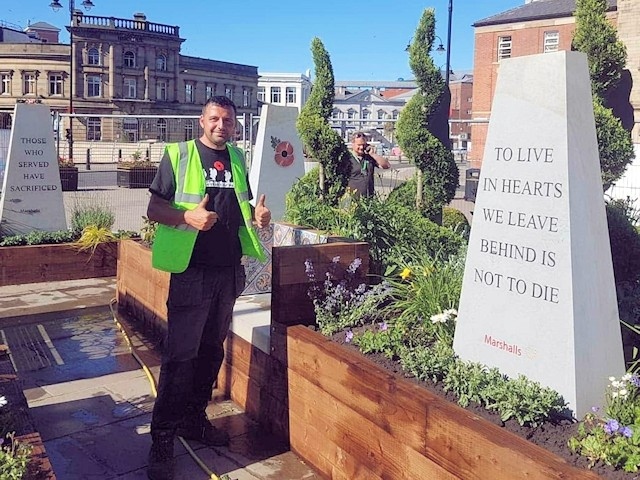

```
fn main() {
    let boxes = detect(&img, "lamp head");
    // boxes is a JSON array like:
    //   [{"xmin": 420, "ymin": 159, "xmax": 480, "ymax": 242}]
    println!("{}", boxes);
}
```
[
  {"xmin": 81, "ymin": 0, "xmax": 94, "ymax": 11},
  {"xmin": 49, "ymin": 0, "xmax": 63, "ymax": 12}
]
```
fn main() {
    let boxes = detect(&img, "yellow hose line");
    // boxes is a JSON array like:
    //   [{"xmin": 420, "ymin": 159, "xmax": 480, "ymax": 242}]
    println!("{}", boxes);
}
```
[{"xmin": 108, "ymin": 299, "xmax": 225, "ymax": 480}]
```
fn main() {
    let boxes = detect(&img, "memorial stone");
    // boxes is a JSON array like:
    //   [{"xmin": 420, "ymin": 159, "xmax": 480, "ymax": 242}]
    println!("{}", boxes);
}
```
[
  {"xmin": 0, "ymin": 103, "xmax": 67, "ymax": 235},
  {"xmin": 452, "ymin": 51, "xmax": 625, "ymax": 418},
  {"xmin": 248, "ymin": 104, "xmax": 305, "ymax": 221}
]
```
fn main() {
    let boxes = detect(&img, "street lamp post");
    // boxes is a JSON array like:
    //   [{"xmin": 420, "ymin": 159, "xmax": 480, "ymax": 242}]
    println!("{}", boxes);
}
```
[
  {"xmin": 445, "ymin": 0, "xmax": 453, "ymax": 86},
  {"xmin": 49, "ymin": 0, "xmax": 95, "ymax": 161}
]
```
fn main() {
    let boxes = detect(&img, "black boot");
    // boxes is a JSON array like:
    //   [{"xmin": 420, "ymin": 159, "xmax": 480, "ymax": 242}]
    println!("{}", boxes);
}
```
[{"xmin": 147, "ymin": 429, "xmax": 175, "ymax": 480}]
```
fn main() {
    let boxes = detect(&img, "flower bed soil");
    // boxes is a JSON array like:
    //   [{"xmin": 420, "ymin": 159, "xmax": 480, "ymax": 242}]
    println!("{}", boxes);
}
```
[{"xmin": 329, "ymin": 330, "xmax": 638, "ymax": 480}]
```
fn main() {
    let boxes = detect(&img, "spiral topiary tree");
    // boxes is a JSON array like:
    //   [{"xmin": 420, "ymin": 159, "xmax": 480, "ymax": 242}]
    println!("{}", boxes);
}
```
[
  {"xmin": 296, "ymin": 37, "xmax": 351, "ymax": 205},
  {"xmin": 395, "ymin": 8, "xmax": 458, "ymax": 221},
  {"xmin": 572, "ymin": 0, "xmax": 634, "ymax": 190}
]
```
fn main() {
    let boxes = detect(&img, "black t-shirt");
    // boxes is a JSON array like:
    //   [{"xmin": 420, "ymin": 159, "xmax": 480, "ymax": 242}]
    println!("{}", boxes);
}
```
[
  {"xmin": 149, "ymin": 139, "xmax": 251, "ymax": 267},
  {"xmin": 347, "ymin": 152, "xmax": 375, "ymax": 197}
]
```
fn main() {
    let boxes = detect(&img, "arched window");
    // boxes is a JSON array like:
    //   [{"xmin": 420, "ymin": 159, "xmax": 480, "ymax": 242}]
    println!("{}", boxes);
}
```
[
  {"xmin": 124, "ymin": 51, "xmax": 136, "ymax": 68},
  {"xmin": 156, "ymin": 54, "xmax": 167, "ymax": 71},
  {"xmin": 87, "ymin": 48, "xmax": 100, "ymax": 65}
]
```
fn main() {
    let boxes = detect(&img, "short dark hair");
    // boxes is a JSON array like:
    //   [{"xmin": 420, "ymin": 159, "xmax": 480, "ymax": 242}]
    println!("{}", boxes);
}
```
[
  {"xmin": 203, "ymin": 95, "xmax": 237, "ymax": 115},
  {"xmin": 352, "ymin": 131, "xmax": 368, "ymax": 141}
]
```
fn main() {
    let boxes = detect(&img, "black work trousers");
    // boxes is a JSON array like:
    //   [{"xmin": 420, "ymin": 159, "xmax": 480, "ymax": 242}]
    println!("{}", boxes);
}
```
[{"xmin": 150, "ymin": 264, "xmax": 243, "ymax": 433}]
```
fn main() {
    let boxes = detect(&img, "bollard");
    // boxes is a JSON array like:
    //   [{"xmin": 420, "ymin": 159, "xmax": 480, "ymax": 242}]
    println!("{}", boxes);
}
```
[
  {"xmin": 146, "ymin": 148, "xmax": 150, "ymax": 161},
  {"xmin": 118, "ymin": 149, "xmax": 122, "ymax": 161},
  {"xmin": 86, "ymin": 149, "xmax": 91, "ymax": 170}
]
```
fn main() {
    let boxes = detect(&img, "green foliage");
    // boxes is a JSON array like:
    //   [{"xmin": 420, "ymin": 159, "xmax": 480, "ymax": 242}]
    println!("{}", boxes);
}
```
[
  {"xmin": 442, "ymin": 206, "xmax": 470, "ymax": 239},
  {"xmin": 70, "ymin": 196, "xmax": 115, "ymax": 234},
  {"xmin": 572, "ymin": 0, "xmax": 627, "ymax": 98},
  {"xmin": 0, "ymin": 432, "xmax": 31, "ymax": 480},
  {"xmin": 0, "ymin": 230, "xmax": 76, "ymax": 247},
  {"xmin": 606, "ymin": 199, "xmax": 640, "ymax": 284},
  {"xmin": 483, "ymin": 374, "xmax": 567, "ymax": 427},
  {"xmin": 569, "ymin": 374, "xmax": 640, "ymax": 472},
  {"xmin": 443, "ymin": 360, "xmax": 502, "ymax": 408},
  {"xmin": 140, "ymin": 216, "xmax": 158, "ymax": 246},
  {"xmin": 398, "ymin": 340, "xmax": 455, "ymax": 382},
  {"xmin": 594, "ymin": 99, "xmax": 635, "ymax": 189},
  {"xmin": 296, "ymin": 38, "xmax": 351, "ymax": 204},
  {"xmin": 572, "ymin": 0, "xmax": 634, "ymax": 188},
  {"xmin": 354, "ymin": 322, "xmax": 404, "ymax": 359},
  {"xmin": 395, "ymin": 9, "xmax": 458, "ymax": 215}
]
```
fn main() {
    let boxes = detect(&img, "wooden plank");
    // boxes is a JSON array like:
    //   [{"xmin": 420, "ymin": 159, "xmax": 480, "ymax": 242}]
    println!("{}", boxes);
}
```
[
  {"xmin": 0, "ymin": 242, "xmax": 117, "ymax": 286},
  {"xmin": 289, "ymin": 370, "xmax": 455, "ymax": 480},
  {"xmin": 287, "ymin": 325, "xmax": 602, "ymax": 480},
  {"xmin": 289, "ymin": 408, "xmax": 382, "ymax": 480}
]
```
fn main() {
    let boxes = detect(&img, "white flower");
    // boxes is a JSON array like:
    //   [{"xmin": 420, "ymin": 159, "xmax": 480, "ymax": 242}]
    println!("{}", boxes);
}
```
[
  {"xmin": 430, "ymin": 313, "xmax": 447, "ymax": 324},
  {"xmin": 0, "ymin": 396, "xmax": 7, "ymax": 408},
  {"xmin": 612, "ymin": 380, "xmax": 622, "ymax": 389},
  {"xmin": 622, "ymin": 373, "xmax": 632, "ymax": 382},
  {"xmin": 443, "ymin": 308, "xmax": 458, "ymax": 317},
  {"xmin": 609, "ymin": 376, "xmax": 617, "ymax": 382},
  {"xmin": 611, "ymin": 392, "xmax": 619, "ymax": 398},
  {"xmin": 619, "ymin": 389, "xmax": 628, "ymax": 397}
]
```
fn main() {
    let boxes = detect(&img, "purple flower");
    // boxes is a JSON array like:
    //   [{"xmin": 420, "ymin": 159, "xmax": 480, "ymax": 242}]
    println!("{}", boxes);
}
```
[
  {"xmin": 304, "ymin": 259, "xmax": 314, "ymax": 275},
  {"xmin": 630, "ymin": 374, "xmax": 640, "ymax": 388},
  {"xmin": 378, "ymin": 322, "xmax": 388, "ymax": 331},
  {"xmin": 620, "ymin": 426, "xmax": 633, "ymax": 438},
  {"xmin": 345, "ymin": 331, "xmax": 354, "ymax": 343},
  {"xmin": 347, "ymin": 257, "xmax": 362, "ymax": 274},
  {"xmin": 332, "ymin": 256, "xmax": 341, "ymax": 264},
  {"xmin": 604, "ymin": 419, "xmax": 620, "ymax": 435},
  {"xmin": 591, "ymin": 406, "xmax": 600, "ymax": 413}
]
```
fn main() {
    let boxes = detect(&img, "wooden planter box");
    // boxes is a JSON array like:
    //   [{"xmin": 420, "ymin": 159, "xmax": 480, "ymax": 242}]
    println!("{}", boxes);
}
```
[
  {"xmin": 0, "ymin": 242, "xmax": 117, "ymax": 287},
  {"xmin": 116, "ymin": 237, "xmax": 601, "ymax": 479},
  {"xmin": 59, "ymin": 167, "xmax": 78, "ymax": 191},
  {"xmin": 116, "ymin": 166, "xmax": 157, "ymax": 189}
]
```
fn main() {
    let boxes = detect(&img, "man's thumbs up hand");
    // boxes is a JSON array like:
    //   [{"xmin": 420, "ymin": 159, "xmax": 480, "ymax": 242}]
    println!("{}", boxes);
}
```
[
  {"xmin": 254, "ymin": 194, "xmax": 271, "ymax": 229},
  {"xmin": 185, "ymin": 193, "xmax": 218, "ymax": 231}
]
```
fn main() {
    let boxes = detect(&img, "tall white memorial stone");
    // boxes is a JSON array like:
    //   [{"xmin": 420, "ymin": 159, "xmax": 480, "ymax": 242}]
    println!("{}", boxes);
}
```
[
  {"xmin": 453, "ymin": 51, "xmax": 624, "ymax": 418},
  {"xmin": 248, "ymin": 104, "xmax": 305, "ymax": 221},
  {"xmin": 0, "ymin": 103, "xmax": 67, "ymax": 235}
]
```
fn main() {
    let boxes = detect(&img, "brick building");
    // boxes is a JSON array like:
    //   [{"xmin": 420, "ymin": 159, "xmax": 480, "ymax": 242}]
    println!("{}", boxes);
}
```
[{"xmin": 469, "ymin": 0, "xmax": 640, "ymax": 167}]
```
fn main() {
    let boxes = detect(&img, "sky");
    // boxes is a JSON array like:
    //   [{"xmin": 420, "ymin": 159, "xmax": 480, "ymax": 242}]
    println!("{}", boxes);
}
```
[{"xmin": 3, "ymin": 0, "xmax": 524, "ymax": 81}]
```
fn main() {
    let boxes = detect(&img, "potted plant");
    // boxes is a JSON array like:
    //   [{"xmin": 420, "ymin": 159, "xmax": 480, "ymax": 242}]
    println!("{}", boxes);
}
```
[
  {"xmin": 116, "ymin": 150, "xmax": 158, "ymax": 189},
  {"xmin": 58, "ymin": 157, "xmax": 78, "ymax": 191}
]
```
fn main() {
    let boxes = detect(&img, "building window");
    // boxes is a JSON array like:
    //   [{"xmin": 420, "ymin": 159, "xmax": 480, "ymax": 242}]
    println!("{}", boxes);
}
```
[
  {"xmin": 124, "ymin": 51, "xmax": 136, "ymax": 68},
  {"xmin": 377, "ymin": 110, "xmax": 385, "ymax": 120},
  {"xmin": 243, "ymin": 87, "xmax": 250, "ymax": 107},
  {"xmin": 331, "ymin": 109, "xmax": 340, "ymax": 119},
  {"xmin": 270, "ymin": 86, "xmax": 281, "ymax": 103},
  {"xmin": 362, "ymin": 109, "xmax": 371, "ymax": 120},
  {"xmin": 156, "ymin": 54, "xmax": 167, "ymax": 71},
  {"xmin": 185, "ymin": 83, "xmax": 194, "ymax": 103},
  {"xmin": 225, "ymin": 85, "xmax": 233, "ymax": 100},
  {"xmin": 157, "ymin": 118, "xmax": 167, "ymax": 141},
  {"xmin": 124, "ymin": 78, "xmax": 136, "ymax": 99},
  {"xmin": 23, "ymin": 72, "xmax": 37, "ymax": 95},
  {"xmin": 392, "ymin": 110, "xmax": 399, "ymax": 120},
  {"xmin": 87, "ymin": 47, "xmax": 100, "ymax": 65},
  {"xmin": 257, "ymin": 87, "xmax": 265, "ymax": 102},
  {"xmin": 285, "ymin": 86, "xmax": 296, "ymax": 104},
  {"xmin": 87, "ymin": 117, "xmax": 101, "ymax": 140},
  {"xmin": 48, "ymin": 73, "xmax": 63, "ymax": 96},
  {"xmin": 497, "ymin": 36, "xmax": 512, "ymax": 61},
  {"xmin": 87, "ymin": 75, "xmax": 101, "ymax": 97},
  {"xmin": 184, "ymin": 119, "xmax": 194, "ymax": 141},
  {"xmin": 544, "ymin": 31, "xmax": 559, "ymax": 53},
  {"xmin": 0, "ymin": 73, "xmax": 10, "ymax": 95},
  {"xmin": 123, "ymin": 117, "xmax": 138, "ymax": 142},
  {"xmin": 206, "ymin": 83, "xmax": 215, "ymax": 99},
  {"xmin": 156, "ymin": 80, "xmax": 167, "ymax": 101},
  {"xmin": 347, "ymin": 109, "xmax": 356, "ymax": 125}
]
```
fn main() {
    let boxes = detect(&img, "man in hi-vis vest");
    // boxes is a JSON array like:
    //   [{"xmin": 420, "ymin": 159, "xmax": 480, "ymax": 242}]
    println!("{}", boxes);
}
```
[{"xmin": 145, "ymin": 96, "xmax": 270, "ymax": 480}]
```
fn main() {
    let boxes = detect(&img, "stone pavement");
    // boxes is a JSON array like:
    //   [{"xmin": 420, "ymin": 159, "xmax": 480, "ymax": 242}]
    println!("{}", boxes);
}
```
[{"xmin": 0, "ymin": 278, "xmax": 320, "ymax": 480}]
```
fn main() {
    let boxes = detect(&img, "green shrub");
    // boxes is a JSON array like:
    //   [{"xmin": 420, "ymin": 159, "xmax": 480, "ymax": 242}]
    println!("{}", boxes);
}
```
[
  {"xmin": 442, "ymin": 207, "xmax": 470, "ymax": 239},
  {"xmin": 70, "ymin": 196, "xmax": 115, "ymax": 233},
  {"xmin": 606, "ymin": 199, "xmax": 640, "ymax": 284},
  {"xmin": 0, "ymin": 230, "xmax": 76, "ymax": 247}
]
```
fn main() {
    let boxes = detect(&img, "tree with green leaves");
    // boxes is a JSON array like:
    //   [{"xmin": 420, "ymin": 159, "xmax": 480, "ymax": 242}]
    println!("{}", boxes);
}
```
[
  {"xmin": 296, "ymin": 38, "xmax": 351, "ymax": 204},
  {"xmin": 572, "ymin": 0, "xmax": 634, "ymax": 190},
  {"xmin": 395, "ymin": 8, "xmax": 458, "ymax": 221}
]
